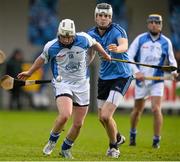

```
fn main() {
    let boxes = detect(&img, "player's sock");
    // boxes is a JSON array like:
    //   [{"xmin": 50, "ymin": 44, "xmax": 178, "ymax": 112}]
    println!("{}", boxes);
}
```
[
  {"xmin": 152, "ymin": 135, "xmax": 161, "ymax": 148},
  {"xmin": 129, "ymin": 128, "xmax": 137, "ymax": 145},
  {"xmin": 116, "ymin": 132, "xmax": 121, "ymax": 141},
  {"xmin": 109, "ymin": 142, "xmax": 118, "ymax": 149},
  {"xmin": 153, "ymin": 135, "xmax": 160, "ymax": 144},
  {"xmin": 62, "ymin": 138, "xmax": 74, "ymax": 150},
  {"xmin": 130, "ymin": 128, "xmax": 137, "ymax": 139},
  {"xmin": 49, "ymin": 131, "xmax": 60, "ymax": 143},
  {"xmin": 116, "ymin": 131, "xmax": 125, "ymax": 145}
]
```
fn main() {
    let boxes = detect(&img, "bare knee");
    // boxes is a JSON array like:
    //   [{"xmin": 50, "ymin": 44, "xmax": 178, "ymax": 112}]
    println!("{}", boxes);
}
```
[
  {"xmin": 99, "ymin": 114, "xmax": 110, "ymax": 124},
  {"xmin": 57, "ymin": 113, "xmax": 71, "ymax": 125},
  {"xmin": 72, "ymin": 121, "xmax": 83, "ymax": 130},
  {"xmin": 132, "ymin": 107, "xmax": 143, "ymax": 117},
  {"xmin": 152, "ymin": 106, "xmax": 162, "ymax": 115},
  {"xmin": 133, "ymin": 99, "xmax": 145, "ymax": 116}
]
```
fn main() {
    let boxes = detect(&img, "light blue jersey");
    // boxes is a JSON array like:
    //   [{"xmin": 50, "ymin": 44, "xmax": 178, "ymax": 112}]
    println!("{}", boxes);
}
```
[
  {"xmin": 128, "ymin": 32, "xmax": 177, "ymax": 85},
  {"xmin": 88, "ymin": 23, "xmax": 132, "ymax": 80},
  {"xmin": 40, "ymin": 32, "xmax": 96, "ymax": 82}
]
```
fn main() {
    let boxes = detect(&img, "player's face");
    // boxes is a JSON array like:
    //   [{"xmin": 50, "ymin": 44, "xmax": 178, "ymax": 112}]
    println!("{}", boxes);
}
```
[
  {"xmin": 147, "ymin": 20, "xmax": 162, "ymax": 35},
  {"xmin": 96, "ymin": 13, "xmax": 112, "ymax": 30},
  {"xmin": 59, "ymin": 35, "xmax": 74, "ymax": 45}
]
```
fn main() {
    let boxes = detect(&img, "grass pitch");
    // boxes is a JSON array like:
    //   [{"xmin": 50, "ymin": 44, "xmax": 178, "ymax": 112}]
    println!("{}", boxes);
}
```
[{"xmin": 0, "ymin": 110, "xmax": 180, "ymax": 161}]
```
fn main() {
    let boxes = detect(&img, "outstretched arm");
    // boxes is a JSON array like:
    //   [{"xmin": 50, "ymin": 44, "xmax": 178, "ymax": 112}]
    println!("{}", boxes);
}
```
[
  {"xmin": 92, "ymin": 42, "xmax": 111, "ymax": 61},
  {"xmin": 17, "ymin": 56, "xmax": 45, "ymax": 80},
  {"xmin": 108, "ymin": 38, "xmax": 128, "ymax": 53}
]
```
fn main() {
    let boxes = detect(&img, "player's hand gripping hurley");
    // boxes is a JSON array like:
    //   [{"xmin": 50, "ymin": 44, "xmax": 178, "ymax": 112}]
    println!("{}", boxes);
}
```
[{"xmin": 0, "ymin": 75, "xmax": 52, "ymax": 90}]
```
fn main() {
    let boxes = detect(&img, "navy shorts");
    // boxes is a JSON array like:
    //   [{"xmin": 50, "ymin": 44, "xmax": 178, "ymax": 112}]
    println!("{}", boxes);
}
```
[{"xmin": 97, "ymin": 76, "xmax": 133, "ymax": 100}]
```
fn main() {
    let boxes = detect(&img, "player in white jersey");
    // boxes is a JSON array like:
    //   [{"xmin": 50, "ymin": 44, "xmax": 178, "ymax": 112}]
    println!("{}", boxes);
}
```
[
  {"xmin": 127, "ymin": 14, "xmax": 178, "ymax": 148},
  {"xmin": 17, "ymin": 19, "xmax": 111, "ymax": 159}
]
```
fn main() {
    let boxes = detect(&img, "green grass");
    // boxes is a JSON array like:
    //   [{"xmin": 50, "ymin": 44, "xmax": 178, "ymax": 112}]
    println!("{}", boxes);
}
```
[{"xmin": 0, "ymin": 110, "xmax": 180, "ymax": 161}]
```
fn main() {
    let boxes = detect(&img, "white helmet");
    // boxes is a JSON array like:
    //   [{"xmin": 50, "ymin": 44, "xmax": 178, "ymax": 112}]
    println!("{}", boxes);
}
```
[
  {"xmin": 58, "ymin": 19, "xmax": 75, "ymax": 36},
  {"xmin": 147, "ymin": 14, "xmax": 163, "ymax": 23},
  {"xmin": 94, "ymin": 3, "xmax": 113, "ymax": 18}
]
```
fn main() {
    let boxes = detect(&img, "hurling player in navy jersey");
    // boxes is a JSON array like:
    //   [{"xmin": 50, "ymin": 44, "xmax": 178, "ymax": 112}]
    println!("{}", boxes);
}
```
[{"xmin": 88, "ymin": 3, "xmax": 133, "ymax": 158}]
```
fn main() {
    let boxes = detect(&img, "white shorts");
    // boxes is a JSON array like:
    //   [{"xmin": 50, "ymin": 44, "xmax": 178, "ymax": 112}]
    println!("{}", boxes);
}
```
[
  {"xmin": 97, "ymin": 90, "xmax": 123, "ymax": 108},
  {"xmin": 52, "ymin": 79, "xmax": 90, "ymax": 106},
  {"xmin": 135, "ymin": 82, "xmax": 164, "ymax": 99}
]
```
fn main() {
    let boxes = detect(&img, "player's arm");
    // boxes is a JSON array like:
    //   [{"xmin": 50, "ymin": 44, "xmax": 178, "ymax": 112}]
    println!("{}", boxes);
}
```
[
  {"xmin": 127, "ymin": 36, "xmax": 141, "ymax": 74},
  {"xmin": 17, "ymin": 56, "xmax": 45, "ymax": 80},
  {"xmin": 92, "ymin": 42, "xmax": 111, "ymax": 61},
  {"xmin": 87, "ymin": 48, "xmax": 96, "ymax": 65},
  {"xmin": 83, "ymin": 32, "xmax": 110, "ymax": 61},
  {"xmin": 167, "ymin": 39, "xmax": 179, "ymax": 79},
  {"xmin": 108, "ymin": 38, "xmax": 128, "ymax": 53}
]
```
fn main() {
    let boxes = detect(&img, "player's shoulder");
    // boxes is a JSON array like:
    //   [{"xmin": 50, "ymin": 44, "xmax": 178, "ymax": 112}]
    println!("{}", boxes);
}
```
[
  {"xmin": 111, "ymin": 23, "xmax": 126, "ymax": 33},
  {"xmin": 137, "ymin": 32, "xmax": 149, "ymax": 39},
  {"xmin": 76, "ymin": 32, "xmax": 96, "ymax": 46},
  {"xmin": 43, "ymin": 38, "xmax": 59, "ymax": 53},
  {"xmin": 76, "ymin": 32, "xmax": 92, "ymax": 38},
  {"xmin": 160, "ymin": 34, "xmax": 172, "ymax": 43},
  {"xmin": 87, "ymin": 26, "xmax": 96, "ymax": 33},
  {"xmin": 129, "ymin": 33, "xmax": 149, "ymax": 47},
  {"xmin": 76, "ymin": 32, "xmax": 94, "ymax": 42},
  {"xmin": 44, "ymin": 38, "xmax": 58, "ymax": 49},
  {"xmin": 132, "ymin": 32, "xmax": 149, "ymax": 42}
]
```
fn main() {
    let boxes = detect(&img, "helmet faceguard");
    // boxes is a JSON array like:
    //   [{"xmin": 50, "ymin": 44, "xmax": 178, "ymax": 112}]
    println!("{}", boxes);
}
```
[
  {"xmin": 57, "ymin": 19, "xmax": 75, "ymax": 37},
  {"xmin": 147, "ymin": 14, "xmax": 163, "ymax": 36},
  {"xmin": 94, "ymin": 3, "xmax": 113, "ymax": 19},
  {"xmin": 147, "ymin": 14, "xmax": 162, "ymax": 24}
]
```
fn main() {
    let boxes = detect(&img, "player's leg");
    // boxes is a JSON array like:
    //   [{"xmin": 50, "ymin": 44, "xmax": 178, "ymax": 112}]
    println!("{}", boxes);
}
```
[
  {"xmin": 151, "ymin": 96, "xmax": 163, "ymax": 148},
  {"xmin": 129, "ymin": 82, "xmax": 148, "ymax": 146},
  {"xmin": 151, "ymin": 83, "xmax": 164, "ymax": 149},
  {"xmin": 43, "ymin": 81, "xmax": 73, "ymax": 155},
  {"xmin": 100, "ymin": 100, "xmax": 121, "ymax": 158},
  {"xmin": 98, "ymin": 107, "xmax": 125, "ymax": 146},
  {"xmin": 61, "ymin": 105, "xmax": 88, "ymax": 159},
  {"xmin": 98, "ymin": 77, "xmax": 133, "ymax": 158},
  {"xmin": 129, "ymin": 98, "xmax": 145, "ymax": 146},
  {"xmin": 43, "ymin": 96, "xmax": 73, "ymax": 155},
  {"xmin": 100, "ymin": 101, "xmax": 118, "ymax": 143},
  {"xmin": 53, "ymin": 96, "xmax": 73, "ymax": 132},
  {"xmin": 60, "ymin": 79, "xmax": 89, "ymax": 159},
  {"xmin": 97, "ymin": 80, "xmax": 120, "ymax": 158},
  {"xmin": 98, "ymin": 102, "xmax": 125, "ymax": 154}
]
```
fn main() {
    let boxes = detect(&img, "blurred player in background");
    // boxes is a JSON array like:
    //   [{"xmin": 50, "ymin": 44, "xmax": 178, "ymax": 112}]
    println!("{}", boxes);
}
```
[
  {"xmin": 128, "ymin": 14, "xmax": 178, "ymax": 148},
  {"xmin": 6, "ymin": 49, "xmax": 24, "ymax": 110},
  {"xmin": 88, "ymin": 3, "xmax": 133, "ymax": 158},
  {"xmin": 18, "ymin": 19, "xmax": 111, "ymax": 159}
]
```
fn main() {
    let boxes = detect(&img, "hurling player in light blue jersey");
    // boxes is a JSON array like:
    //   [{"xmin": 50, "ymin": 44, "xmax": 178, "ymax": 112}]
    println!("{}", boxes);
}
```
[
  {"xmin": 88, "ymin": 3, "xmax": 133, "ymax": 158},
  {"xmin": 18, "ymin": 19, "xmax": 111, "ymax": 159},
  {"xmin": 128, "ymin": 14, "xmax": 178, "ymax": 149}
]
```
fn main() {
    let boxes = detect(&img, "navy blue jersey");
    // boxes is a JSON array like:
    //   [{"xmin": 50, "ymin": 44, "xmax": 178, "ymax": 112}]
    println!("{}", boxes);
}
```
[{"xmin": 88, "ymin": 23, "xmax": 132, "ymax": 80}]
